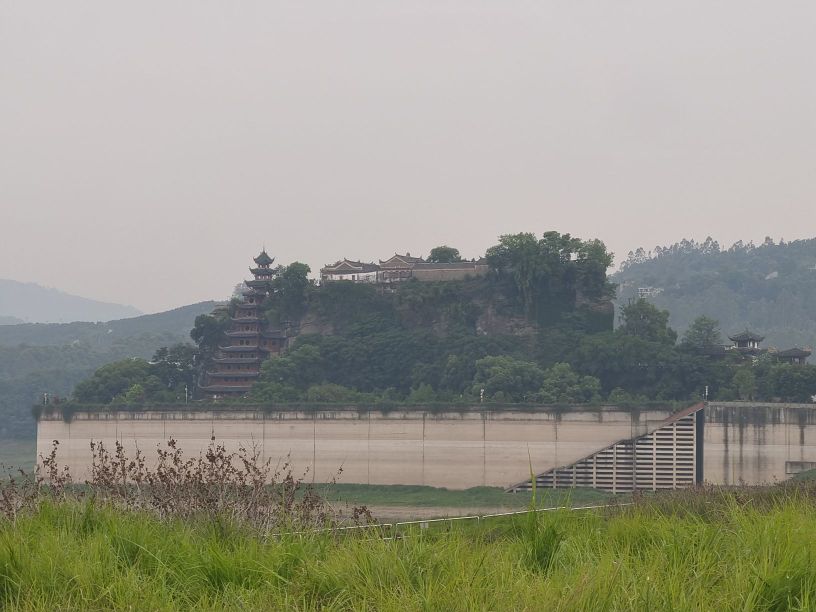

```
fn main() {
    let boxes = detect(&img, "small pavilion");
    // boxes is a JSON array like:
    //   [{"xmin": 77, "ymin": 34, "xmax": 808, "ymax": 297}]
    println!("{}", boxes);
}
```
[
  {"xmin": 775, "ymin": 347, "xmax": 812, "ymax": 365},
  {"xmin": 728, "ymin": 330, "xmax": 765, "ymax": 356}
]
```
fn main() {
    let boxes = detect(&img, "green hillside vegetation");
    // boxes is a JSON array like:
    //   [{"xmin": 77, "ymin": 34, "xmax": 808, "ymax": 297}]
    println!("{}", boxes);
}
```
[
  {"xmin": 0, "ymin": 303, "xmax": 215, "ymax": 439},
  {"xmin": 615, "ymin": 237, "xmax": 816, "ymax": 355},
  {"xmin": 65, "ymin": 232, "xmax": 816, "ymax": 409}
]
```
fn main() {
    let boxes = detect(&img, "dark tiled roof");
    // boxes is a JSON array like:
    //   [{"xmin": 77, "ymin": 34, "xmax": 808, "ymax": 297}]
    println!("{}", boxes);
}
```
[
  {"xmin": 245, "ymin": 279, "xmax": 271, "ymax": 289},
  {"xmin": 212, "ymin": 357, "xmax": 261, "ymax": 364},
  {"xmin": 776, "ymin": 347, "xmax": 812, "ymax": 358},
  {"xmin": 218, "ymin": 346, "xmax": 259, "ymax": 353},
  {"xmin": 729, "ymin": 330, "xmax": 765, "ymax": 342},
  {"xmin": 250, "ymin": 267, "xmax": 276, "ymax": 276},
  {"xmin": 413, "ymin": 262, "xmax": 488, "ymax": 270},
  {"xmin": 198, "ymin": 385, "xmax": 252, "ymax": 394},
  {"xmin": 225, "ymin": 331, "xmax": 260, "ymax": 339},
  {"xmin": 379, "ymin": 254, "xmax": 425, "ymax": 266},
  {"xmin": 321, "ymin": 259, "xmax": 380, "ymax": 274},
  {"xmin": 254, "ymin": 250, "xmax": 274, "ymax": 266},
  {"xmin": 206, "ymin": 371, "xmax": 260, "ymax": 379}
]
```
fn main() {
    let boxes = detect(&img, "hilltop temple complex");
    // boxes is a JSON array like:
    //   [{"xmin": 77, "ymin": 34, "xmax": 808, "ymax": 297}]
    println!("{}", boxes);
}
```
[
  {"xmin": 726, "ymin": 330, "xmax": 811, "ymax": 364},
  {"xmin": 198, "ymin": 250, "xmax": 293, "ymax": 398},
  {"xmin": 320, "ymin": 253, "xmax": 489, "ymax": 284}
]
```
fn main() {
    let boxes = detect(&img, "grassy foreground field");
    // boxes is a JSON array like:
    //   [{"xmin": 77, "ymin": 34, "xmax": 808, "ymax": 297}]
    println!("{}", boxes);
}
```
[{"xmin": 2, "ymin": 486, "xmax": 816, "ymax": 610}]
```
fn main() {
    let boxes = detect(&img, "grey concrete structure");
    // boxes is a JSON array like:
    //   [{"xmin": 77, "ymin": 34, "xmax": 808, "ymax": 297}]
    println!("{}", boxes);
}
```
[{"xmin": 35, "ymin": 402, "xmax": 816, "ymax": 489}]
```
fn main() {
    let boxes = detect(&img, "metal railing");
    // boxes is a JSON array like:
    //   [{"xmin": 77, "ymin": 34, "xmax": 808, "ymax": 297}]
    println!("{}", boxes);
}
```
[{"xmin": 271, "ymin": 502, "xmax": 633, "ymax": 540}]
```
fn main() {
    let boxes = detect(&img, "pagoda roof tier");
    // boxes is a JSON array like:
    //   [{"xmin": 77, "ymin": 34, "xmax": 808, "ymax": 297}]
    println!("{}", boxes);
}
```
[
  {"xmin": 254, "ymin": 250, "xmax": 275, "ymax": 266},
  {"xmin": 212, "ymin": 357, "xmax": 261, "ymax": 365},
  {"xmin": 198, "ymin": 385, "xmax": 252, "ymax": 394},
  {"xmin": 776, "ymin": 347, "xmax": 812, "ymax": 358},
  {"xmin": 231, "ymin": 316, "xmax": 261, "ymax": 323},
  {"xmin": 206, "ymin": 371, "xmax": 260, "ymax": 379},
  {"xmin": 225, "ymin": 330, "xmax": 261, "ymax": 338},
  {"xmin": 729, "ymin": 330, "xmax": 765, "ymax": 342},
  {"xmin": 245, "ymin": 279, "xmax": 271, "ymax": 289},
  {"xmin": 242, "ymin": 288, "xmax": 266, "ymax": 297},
  {"xmin": 250, "ymin": 267, "xmax": 276, "ymax": 276},
  {"xmin": 218, "ymin": 345, "xmax": 259, "ymax": 353},
  {"xmin": 235, "ymin": 302, "xmax": 259, "ymax": 309}
]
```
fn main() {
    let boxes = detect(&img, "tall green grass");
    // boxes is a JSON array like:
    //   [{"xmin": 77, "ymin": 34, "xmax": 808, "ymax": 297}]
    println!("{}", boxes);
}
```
[{"xmin": 2, "ymin": 489, "xmax": 816, "ymax": 610}]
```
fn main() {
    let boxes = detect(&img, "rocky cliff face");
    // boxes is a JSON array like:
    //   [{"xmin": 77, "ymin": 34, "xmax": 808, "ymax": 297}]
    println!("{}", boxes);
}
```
[{"xmin": 289, "ymin": 278, "xmax": 612, "ymax": 340}]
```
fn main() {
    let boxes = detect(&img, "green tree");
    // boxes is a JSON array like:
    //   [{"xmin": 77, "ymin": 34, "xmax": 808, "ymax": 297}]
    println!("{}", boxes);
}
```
[
  {"xmin": 122, "ymin": 383, "xmax": 146, "ymax": 404},
  {"xmin": 472, "ymin": 355, "xmax": 545, "ymax": 402},
  {"xmin": 732, "ymin": 367, "xmax": 757, "ymax": 400},
  {"xmin": 761, "ymin": 364, "xmax": 816, "ymax": 403},
  {"xmin": 269, "ymin": 262, "xmax": 313, "ymax": 322},
  {"xmin": 619, "ymin": 299, "xmax": 677, "ymax": 345},
  {"xmin": 533, "ymin": 363, "xmax": 602, "ymax": 403},
  {"xmin": 256, "ymin": 344, "xmax": 325, "ymax": 390},
  {"xmin": 304, "ymin": 383, "xmax": 368, "ymax": 403},
  {"xmin": 681, "ymin": 316, "xmax": 723, "ymax": 350},
  {"xmin": 407, "ymin": 383, "xmax": 438, "ymax": 403},
  {"xmin": 150, "ymin": 344, "xmax": 197, "ymax": 390},
  {"xmin": 486, "ymin": 232, "xmax": 613, "ymax": 324},
  {"xmin": 190, "ymin": 314, "xmax": 228, "ymax": 360},
  {"xmin": 428, "ymin": 246, "xmax": 462, "ymax": 263},
  {"xmin": 73, "ymin": 359, "xmax": 152, "ymax": 404}
]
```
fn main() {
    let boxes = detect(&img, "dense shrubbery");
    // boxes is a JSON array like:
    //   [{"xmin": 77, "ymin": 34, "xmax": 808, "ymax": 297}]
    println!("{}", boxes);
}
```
[{"xmin": 72, "ymin": 344, "xmax": 196, "ymax": 404}]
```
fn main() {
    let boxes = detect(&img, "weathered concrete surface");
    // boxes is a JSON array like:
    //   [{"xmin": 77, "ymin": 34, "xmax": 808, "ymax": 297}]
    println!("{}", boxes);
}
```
[
  {"xmin": 705, "ymin": 402, "xmax": 816, "ymax": 485},
  {"xmin": 38, "ymin": 402, "xmax": 816, "ymax": 488},
  {"xmin": 37, "ymin": 406, "xmax": 674, "ymax": 489}
]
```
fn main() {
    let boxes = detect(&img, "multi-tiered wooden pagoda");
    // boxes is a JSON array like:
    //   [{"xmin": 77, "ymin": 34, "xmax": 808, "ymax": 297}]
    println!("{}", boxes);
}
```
[{"xmin": 199, "ymin": 250, "xmax": 289, "ymax": 398}]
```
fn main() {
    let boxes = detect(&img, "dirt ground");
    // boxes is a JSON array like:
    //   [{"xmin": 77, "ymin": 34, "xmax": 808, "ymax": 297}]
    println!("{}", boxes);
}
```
[{"xmin": 341, "ymin": 505, "xmax": 522, "ymax": 522}]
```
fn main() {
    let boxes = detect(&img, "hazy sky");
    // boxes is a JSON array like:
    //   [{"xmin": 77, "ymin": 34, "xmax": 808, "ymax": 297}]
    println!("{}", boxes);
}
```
[{"xmin": 2, "ymin": 2, "xmax": 815, "ymax": 313}]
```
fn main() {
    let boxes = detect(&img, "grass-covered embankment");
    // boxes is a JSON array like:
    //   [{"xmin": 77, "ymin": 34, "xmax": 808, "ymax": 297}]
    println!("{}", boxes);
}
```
[{"xmin": 3, "ymin": 486, "xmax": 816, "ymax": 610}]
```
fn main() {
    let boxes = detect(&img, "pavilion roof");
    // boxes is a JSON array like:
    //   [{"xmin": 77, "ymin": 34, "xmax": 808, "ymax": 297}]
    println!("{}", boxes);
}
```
[
  {"xmin": 253, "ymin": 250, "xmax": 274, "ymax": 266},
  {"xmin": 729, "ymin": 330, "xmax": 765, "ymax": 343},
  {"xmin": 776, "ymin": 347, "xmax": 812, "ymax": 358}
]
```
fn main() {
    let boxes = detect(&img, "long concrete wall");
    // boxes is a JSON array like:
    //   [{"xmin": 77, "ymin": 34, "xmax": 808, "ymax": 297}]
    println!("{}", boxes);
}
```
[
  {"xmin": 37, "ymin": 405, "xmax": 674, "ymax": 489},
  {"xmin": 705, "ymin": 402, "xmax": 816, "ymax": 485},
  {"xmin": 37, "ymin": 402, "xmax": 816, "ymax": 488}
]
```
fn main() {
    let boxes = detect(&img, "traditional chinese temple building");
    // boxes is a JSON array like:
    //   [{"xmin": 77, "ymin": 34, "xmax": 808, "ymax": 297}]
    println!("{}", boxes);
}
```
[
  {"xmin": 775, "ymin": 347, "xmax": 812, "ymax": 365},
  {"xmin": 319, "ymin": 252, "xmax": 489, "ymax": 284},
  {"xmin": 728, "ymin": 330, "xmax": 766, "ymax": 356},
  {"xmin": 198, "ymin": 250, "xmax": 291, "ymax": 398}
]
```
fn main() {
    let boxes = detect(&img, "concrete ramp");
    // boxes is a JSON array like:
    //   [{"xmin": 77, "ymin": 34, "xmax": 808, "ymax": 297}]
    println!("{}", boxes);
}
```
[{"xmin": 507, "ymin": 403, "xmax": 705, "ymax": 494}]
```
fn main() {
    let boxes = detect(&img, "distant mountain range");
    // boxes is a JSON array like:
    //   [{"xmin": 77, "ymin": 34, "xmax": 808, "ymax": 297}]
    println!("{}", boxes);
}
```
[
  {"xmin": 613, "ymin": 237, "xmax": 816, "ymax": 355},
  {"xmin": 0, "ymin": 279, "xmax": 141, "ymax": 324},
  {"xmin": 0, "ymin": 301, "xmax": 218, "ymax": 349}
]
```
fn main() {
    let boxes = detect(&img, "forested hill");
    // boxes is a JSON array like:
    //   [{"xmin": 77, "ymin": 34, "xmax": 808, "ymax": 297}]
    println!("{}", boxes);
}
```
[
  {"xmin": 0, "ymin": 301, "xmax": 216, "ymax": 439},
  {"xmin": 613, "ymin": 237, "xmax": 816, "ymax": 352},
  {"xmin": 0, "ymin": 302, "xmax": 217, "ymax": 348},
  {"xmin": 0, "ymin": 279, "xmax": 141, "ymax": 323}
]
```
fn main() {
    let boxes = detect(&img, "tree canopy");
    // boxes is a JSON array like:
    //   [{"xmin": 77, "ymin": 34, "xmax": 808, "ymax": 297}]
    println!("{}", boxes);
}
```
[{"xmin": 428, "ymin": 246, "xmax": 462, "ymax": 263}]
